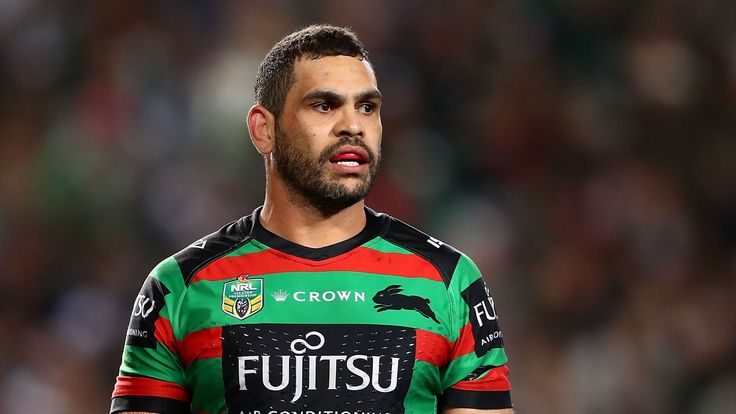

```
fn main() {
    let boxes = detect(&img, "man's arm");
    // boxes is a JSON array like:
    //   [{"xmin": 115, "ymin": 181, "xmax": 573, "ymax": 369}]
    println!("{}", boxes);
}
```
[
  {"xmin": 439, "ymin": 255, "xmax": 513, "ymax": 412},
  {"xmin": 110, "ymin": 262, "xmax": 190, "ymax": 414}
]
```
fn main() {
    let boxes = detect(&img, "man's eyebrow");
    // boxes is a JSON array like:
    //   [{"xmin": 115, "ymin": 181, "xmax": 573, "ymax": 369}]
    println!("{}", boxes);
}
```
[
  {"xmin": 302, "ymin": 89, "xmax": 382, "ymax": 104},
  {"xmin": 302, "ymin": 90, "xmax": 342, "ymax": 103},
  {"xmin": 356, "ymin": 89, "xmax": 382, "ymax": 102}
]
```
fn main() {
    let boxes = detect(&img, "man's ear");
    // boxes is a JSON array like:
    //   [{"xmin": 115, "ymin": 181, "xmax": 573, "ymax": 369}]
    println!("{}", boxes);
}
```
[{"xmin": 247, "ymin": 104, "xmax": 276, "ymax": 155}]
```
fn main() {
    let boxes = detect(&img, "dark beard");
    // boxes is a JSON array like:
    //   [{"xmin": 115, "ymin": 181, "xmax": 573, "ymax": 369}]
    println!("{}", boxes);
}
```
[{"xmin": 273, "ymin": 126, "xmax": 381, "ymax": 213}]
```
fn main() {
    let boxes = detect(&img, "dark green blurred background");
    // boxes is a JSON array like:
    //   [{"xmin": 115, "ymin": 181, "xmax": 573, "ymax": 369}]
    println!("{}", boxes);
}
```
[{"xmin": 1, "ymin": 1, "xmax": 735, "ymax": 413}]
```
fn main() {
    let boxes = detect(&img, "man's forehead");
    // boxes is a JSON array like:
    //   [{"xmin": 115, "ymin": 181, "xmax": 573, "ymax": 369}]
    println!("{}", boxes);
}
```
[{"xmin": 292, "ymin": 55, "xmax": 377, "ymax": 89}]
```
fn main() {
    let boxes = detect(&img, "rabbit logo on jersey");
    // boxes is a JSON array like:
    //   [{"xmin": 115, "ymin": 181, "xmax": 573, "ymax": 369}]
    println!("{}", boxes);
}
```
[{"xmin": 222, "ymin": 275, "xmax": 263, "ymax": 320}]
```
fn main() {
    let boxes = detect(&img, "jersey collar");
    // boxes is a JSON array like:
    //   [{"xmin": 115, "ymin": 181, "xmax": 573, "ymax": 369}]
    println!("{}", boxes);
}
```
[{"xmin": 242, "ymin": 206, "xmax": 387, "ymax": 261}]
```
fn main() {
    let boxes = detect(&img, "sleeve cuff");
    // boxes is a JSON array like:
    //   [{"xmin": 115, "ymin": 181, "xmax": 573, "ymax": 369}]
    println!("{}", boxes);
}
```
[
  {"xmin": 441, "ymin": 388, "xmax": 513, "ymax": 409},
  {"xmin": 110, "ymin": 395, "xmax": 191, "ymax": 414}
]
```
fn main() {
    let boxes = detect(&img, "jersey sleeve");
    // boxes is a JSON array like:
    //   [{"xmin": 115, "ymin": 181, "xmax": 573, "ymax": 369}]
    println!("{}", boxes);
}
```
[
  {"xmin": 110, "ymin": 257, "xmax": 191, "ymax": 414},
  {"xmin": 440, "ymin": 254, "xmax": 512, "ymax": 410}
]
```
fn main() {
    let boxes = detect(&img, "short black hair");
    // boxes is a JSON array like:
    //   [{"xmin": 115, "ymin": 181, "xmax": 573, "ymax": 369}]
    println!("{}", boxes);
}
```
[{"xmin": 254, "ymin": 24, "xmax": 369, "ymax": 118}]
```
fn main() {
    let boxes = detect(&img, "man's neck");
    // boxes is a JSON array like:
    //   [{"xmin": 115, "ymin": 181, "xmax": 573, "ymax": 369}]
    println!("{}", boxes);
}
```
[{"xmin": 258, "ymin": 186, "xmax": 367, "ymax": 249}]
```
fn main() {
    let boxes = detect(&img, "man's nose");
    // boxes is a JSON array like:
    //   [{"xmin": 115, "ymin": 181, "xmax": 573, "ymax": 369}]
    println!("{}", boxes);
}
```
[{"xmin": 333, "ymin": 106, "xmax": 364, "ymax": 138}]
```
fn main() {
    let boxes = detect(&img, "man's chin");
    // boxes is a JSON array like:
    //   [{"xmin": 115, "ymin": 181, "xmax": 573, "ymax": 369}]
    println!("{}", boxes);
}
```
[
  {"xmin": 320, "ymin": 173, "xmax": 370, "ymax": 191},
  {"xmin": 307, "ymin": 182, "xmax": 373, "ymax": 212}
]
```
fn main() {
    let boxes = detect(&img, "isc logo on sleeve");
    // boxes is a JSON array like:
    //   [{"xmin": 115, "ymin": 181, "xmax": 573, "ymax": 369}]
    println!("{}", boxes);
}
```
[
  {"xmin": 132, "ymin": 294, "xmax": 156, "ymax": 318},
  {"xmin": 125, "ymin": 277, "xmax": 170, "ymax": 348}
]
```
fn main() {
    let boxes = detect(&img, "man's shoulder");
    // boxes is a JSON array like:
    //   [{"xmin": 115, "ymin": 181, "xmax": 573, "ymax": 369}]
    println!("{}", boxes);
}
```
[
  {"xmin": 170, "ymin": 214, "xmax": 255, "ymax": 285},
  {"xmin": 372, "ymin": 209, "xmax": 465, "ymax": 287}
]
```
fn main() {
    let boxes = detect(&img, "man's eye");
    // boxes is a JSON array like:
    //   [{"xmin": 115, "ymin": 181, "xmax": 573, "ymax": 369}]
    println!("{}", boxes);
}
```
[
  {"xmin": 313, "ymin": 103, "xmax": 331, "ymax": 112},
  {"xmin": 358, "ymin": 103, "xmax": 375, "ymax": 114}
]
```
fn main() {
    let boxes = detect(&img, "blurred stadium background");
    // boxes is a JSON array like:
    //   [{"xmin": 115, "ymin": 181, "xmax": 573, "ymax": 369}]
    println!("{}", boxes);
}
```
[{"xmin": 1, "ymin": 1, "xmax": 736, "ymax": 413}]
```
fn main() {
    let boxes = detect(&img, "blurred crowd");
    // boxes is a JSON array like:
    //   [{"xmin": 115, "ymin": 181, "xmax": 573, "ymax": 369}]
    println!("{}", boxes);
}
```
[{"xmin": 1, "ymin": 1, "xmax": 735, "ymax": 413}]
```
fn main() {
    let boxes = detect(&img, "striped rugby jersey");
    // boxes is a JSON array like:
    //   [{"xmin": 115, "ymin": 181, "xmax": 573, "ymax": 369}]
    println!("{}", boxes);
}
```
[{"xmin": 111, "ymin": 207, "xmax": 512, "ymax": 413}]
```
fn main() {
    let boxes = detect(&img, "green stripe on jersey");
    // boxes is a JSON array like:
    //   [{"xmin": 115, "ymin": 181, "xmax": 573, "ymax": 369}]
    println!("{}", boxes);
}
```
[
  {"xmin": 442, "ymin": 347, "xmax": 509, "ymax": 388},
  {"xmin": 182, "ymin": 271, "xmax": 451, "ymax": 335},
  {"xmin": 187, "ymin": 357, "xmax": 226, "ymax": 414},
  {"xmin": 404, "ymin": 359, "xmax": 442, "ymax": 412},
  {"xmin": 120, "ymin": 341, "xmax": 184, "ymax": 385},
  {"xmin": 448, "ymin": 253, "xmax": 482, "ymax": 293},
  {"xmin": 364, "ymin": 237, "xmax": 415, "ymax": 255},
  {"xmin": 148, "ymin": 257, "xmax": 186, "ymax": 335}
]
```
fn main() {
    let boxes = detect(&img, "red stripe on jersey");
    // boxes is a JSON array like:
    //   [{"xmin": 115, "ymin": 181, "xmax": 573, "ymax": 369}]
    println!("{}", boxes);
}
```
[
  {"xmin": 451, "ymin": 322, "xmax": 476, "ymax": 359},
  {"xmin": 113, "ymin": 375, "xmax": 190, "ymax": 401},
  {"xmin": 154, "ymin": 317, "xmax": 177, "ymax": 353},
  {"xmin": 177, "ymin": 326, "xmax": 223, "ymax": 367},
  {"xmin": 450, "ymin": 365, "xmax": 512, "ymax": 392},
  {"xmin": 191, "ymin": 247, "xmax": 443, "ymax": 283},
  {"xmin": 415, "ymin": 329, "xmax": 452, "ymax": 366}
]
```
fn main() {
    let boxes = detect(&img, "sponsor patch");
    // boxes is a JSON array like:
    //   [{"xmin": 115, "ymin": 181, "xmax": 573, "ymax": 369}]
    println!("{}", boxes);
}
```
[
  {"xmin": 222, "ymin": 275, "xmax": 263, "ymax": 320},
  {"xmin": 125, "ymin": 277, "xmax": 170, "ymax": 348},
  {"xmin": 221, "ymin": 324, "xmax": 415, "ymax": 412},
  {"xmin": 460, "ymin": 278, "xmax": 504, "ymax": 356}
]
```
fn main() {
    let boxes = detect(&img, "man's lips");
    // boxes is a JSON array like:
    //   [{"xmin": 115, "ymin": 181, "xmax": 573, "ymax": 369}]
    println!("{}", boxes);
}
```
[{"xmin": 328, "ymin": 146, "xmax": 369, "ymax": 164}]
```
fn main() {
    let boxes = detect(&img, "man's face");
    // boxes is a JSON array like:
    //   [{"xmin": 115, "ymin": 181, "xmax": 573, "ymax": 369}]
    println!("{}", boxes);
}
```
[{"xmin": 273, "ymin": 55, "xmax": 383, "ymax": 211}]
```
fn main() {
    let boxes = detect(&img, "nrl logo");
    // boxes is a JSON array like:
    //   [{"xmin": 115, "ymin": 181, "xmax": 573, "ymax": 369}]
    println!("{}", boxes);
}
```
[{"xmin": 222, "ymin": 275, "xmax": 263, "ymax": 320}]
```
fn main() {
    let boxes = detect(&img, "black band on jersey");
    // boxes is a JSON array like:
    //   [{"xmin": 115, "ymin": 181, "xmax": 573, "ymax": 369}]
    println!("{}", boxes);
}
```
[
  {"xmin": 382, "ymin": 216, "xmax": 462, "ymax": 287},
  {"xmin": 440, "ymin": 389, "xmax": 513, "ymax": 410},
  {"xmin": 110, "ymin": 396, "xmax": 191, "ymax": 414},
  {"xmin": 173, "ymin": 206, "xmax": 462, "ymax": 286},
  {"xmin": 174, "ymin": 217, "xmax": 252, "ymax": 286}
]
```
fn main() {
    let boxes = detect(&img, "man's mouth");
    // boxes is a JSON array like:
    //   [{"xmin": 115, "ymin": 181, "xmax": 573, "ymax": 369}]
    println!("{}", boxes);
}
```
[{"xmin": 328, "ymin": 146, "xmax": 369, "ymax": 167}]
